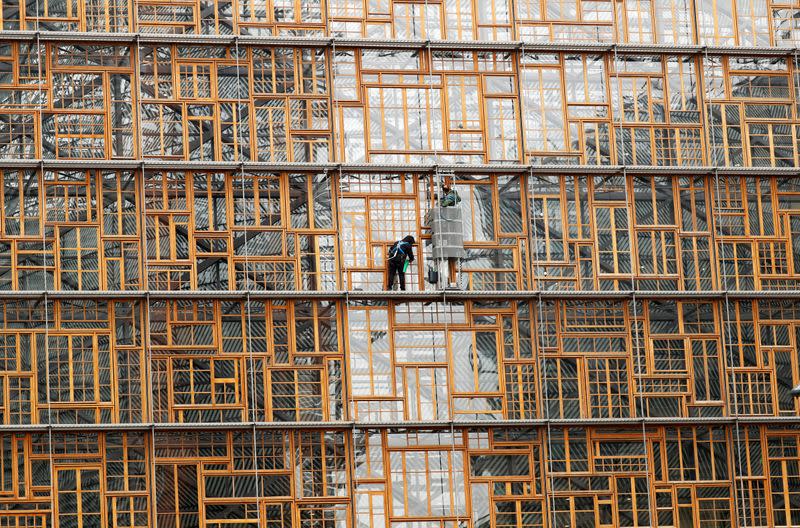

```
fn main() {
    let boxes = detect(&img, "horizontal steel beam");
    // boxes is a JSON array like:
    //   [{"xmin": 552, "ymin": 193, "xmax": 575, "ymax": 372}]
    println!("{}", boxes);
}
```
[
  {"xmin": 0, "ymin": 30, "xmax": 798, "ymax": 55},
  {"xmin": 1, "ymin": 159, "xmax": 799, "ymax": 177},
  {"xmin": 5, "ymin": 289, "xmax": 800, "ymax": 301},
  {"xmin": 4, "ymin": 416, "xmax": 800, "ymax": 433}
]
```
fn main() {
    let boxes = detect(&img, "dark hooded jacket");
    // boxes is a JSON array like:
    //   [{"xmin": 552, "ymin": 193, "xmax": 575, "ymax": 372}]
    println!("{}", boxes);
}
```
[{"xmin": 389, "ymin": 235, "xmax": 415, "ymax": 264}]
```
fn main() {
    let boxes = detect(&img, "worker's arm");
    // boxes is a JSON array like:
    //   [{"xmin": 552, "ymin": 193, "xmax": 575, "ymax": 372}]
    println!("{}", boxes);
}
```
[{"xmin": 407, "ymin": 245, "xmax": 415, "ymax": 262}]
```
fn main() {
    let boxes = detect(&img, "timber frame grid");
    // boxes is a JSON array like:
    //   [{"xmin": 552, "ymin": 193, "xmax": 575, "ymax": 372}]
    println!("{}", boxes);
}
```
[{"xmin": 7, "ymin": 8, "xmax": 800, "ymax": 528}]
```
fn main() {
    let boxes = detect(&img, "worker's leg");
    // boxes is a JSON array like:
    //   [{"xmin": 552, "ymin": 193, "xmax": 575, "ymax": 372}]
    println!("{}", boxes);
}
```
[
  {"xmin": 398, "ymin": 269, "xmax": 406, "ymax": 291},
  {"xmin": 387, "ymin": 262, "xmax": 398, "ymax": 290}
]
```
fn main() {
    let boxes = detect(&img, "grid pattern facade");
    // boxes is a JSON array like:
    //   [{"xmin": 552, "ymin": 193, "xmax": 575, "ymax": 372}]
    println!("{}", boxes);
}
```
[{"xmin": 3, "ymin": 2, "xmax": 800, "ymax": 528}]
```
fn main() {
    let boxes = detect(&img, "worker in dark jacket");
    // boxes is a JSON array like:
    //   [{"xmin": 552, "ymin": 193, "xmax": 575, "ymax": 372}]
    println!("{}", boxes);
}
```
[
  {"xmin": 440, "ymin": 183, "xmax": 461, "ymax": 207},
  {"xmin": 386, "ymin": 235, "xmax": 415, "ymax": 291}
]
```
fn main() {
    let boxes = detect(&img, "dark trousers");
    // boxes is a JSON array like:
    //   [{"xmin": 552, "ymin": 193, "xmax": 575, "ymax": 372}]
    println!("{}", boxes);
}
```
[{"xmin": 387, "ymin": 261, "xmax": 406, "ymax": 290}]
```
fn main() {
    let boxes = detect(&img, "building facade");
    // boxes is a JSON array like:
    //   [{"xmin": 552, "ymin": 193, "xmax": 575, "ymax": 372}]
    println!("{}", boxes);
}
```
[{"xmin": 1, "ymin": 1, "xmax": 800, "ymax": 527}]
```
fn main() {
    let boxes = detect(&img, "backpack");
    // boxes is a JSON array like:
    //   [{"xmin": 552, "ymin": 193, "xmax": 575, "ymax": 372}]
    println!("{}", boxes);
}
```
[{"xmin": 388, "ymin": 241, "xmax": 409, "ymax": 264}]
